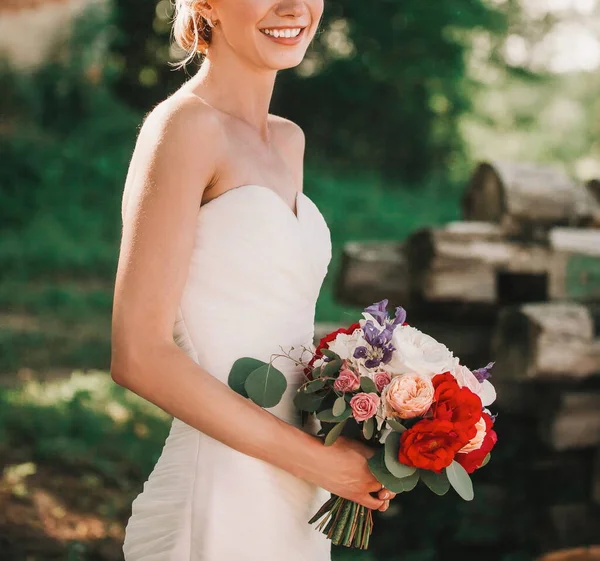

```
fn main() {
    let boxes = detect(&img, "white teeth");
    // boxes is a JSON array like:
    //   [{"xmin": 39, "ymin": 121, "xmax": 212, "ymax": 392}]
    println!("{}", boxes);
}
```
[{"xmin": 261, "ymin": 27, "xmax": 302, "ymax": 39}]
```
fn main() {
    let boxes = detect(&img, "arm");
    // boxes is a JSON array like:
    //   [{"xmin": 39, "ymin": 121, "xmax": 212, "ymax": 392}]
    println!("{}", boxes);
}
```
[{"xmin": 111, "ymin": 99, "xmax": 388, "ymax": 509}]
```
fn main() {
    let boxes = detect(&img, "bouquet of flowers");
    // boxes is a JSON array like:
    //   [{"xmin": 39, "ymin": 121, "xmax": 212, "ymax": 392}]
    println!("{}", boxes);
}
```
[{"xmin": 227, "ymin": 299, "xmax": 498, "ymax": 550}]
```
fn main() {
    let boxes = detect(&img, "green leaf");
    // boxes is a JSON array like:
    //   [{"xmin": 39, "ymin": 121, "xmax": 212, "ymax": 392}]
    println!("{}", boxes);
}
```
[
  {"xmin": 480, "ymin": 453, "xmax": 491, "ymax": 468},
  {"xmin": 384, "ymin": 431, "xmax": 417, "ymax": 478},
  {"xmin": 305, "ymin": 379, "xmax": 326, "ymax": 393},
  {"xmin": 322, "ymin": 358, "xmax": 342, "ymax": 377},
  {"xmin": 360, "ymin": 376, "xmax": 378, "ymax": 394},
  {"xmin": 321, "ymin": 349, "xmax": 340, "ymax": 361},
  {"xmin": 420, "ymin": 469, "xmax": 450, "ymax": 496},
  {"xmin": 324, "ymin": 419, "xmax": 347, "ymax": 446},
  {"xmin": 367, "ymin": 450, "xmax": 420, "ymax": 493},
  {"xmin": 362, "ymin": 417, "xmax": 375, "ymax": 440},
  {"xmin": 317, "ymin": 408, "xmax": 353, "ymax": 422},
  {"xmin": 228, "ymin": 357, "xmax": 267, "ymax": 398},
  {"xmin": 244, "ymin": 363, "xmax": 287, "ymax": 408},
  {"xmin": 312, "ymin": 366, "xmax": 323, "ymax": 379},
  {"xmin": 332, "ymin": 396, "xmax": 346, "ymax": 416},
  {"xmin": 293, "ymin": 390, "xmax": 327, "ymax": 412},
  {"xmin": 386, "ymin": 418, "xmax": 407, "ymax": 433},
  {"xmin": 446, "ymin": 460, "xmax": 474, "ymax": 501}
]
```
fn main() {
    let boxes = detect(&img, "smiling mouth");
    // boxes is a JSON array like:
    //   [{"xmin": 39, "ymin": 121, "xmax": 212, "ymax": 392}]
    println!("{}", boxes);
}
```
[{"xmin": 259, "ymin": 27, "xmax": 306, "ymax": 39}]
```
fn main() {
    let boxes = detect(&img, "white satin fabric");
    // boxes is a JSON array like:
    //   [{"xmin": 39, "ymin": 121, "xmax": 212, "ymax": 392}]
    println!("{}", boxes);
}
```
[{"xmin": 122, "ymin": 184, "xmax": 333, "ymax": 561}]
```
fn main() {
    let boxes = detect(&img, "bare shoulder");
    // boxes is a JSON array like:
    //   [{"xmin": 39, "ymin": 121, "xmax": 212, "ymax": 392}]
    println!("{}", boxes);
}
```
[
  {"xmin": 269, "ymin": 115, "xmax": 305, "ymax": 188},
  {"xmin": 138, "ymin": 93, "xmax": 226, "ymax": 154},
  {"xmin": 122, "ymin": 94, "xmax": 226, "ymax": 219},
  {"xmin": 269, "ymin": 114, "xmax": 305, "ymax": 152}
]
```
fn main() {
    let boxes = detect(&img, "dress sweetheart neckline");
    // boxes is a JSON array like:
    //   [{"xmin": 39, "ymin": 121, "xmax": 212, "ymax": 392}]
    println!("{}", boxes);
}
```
[{"xmin": 199, "ymin": 184, "xmax": 307, "ymax": 221}]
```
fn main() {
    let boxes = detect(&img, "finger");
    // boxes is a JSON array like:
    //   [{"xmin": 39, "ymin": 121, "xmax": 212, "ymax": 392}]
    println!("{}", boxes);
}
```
[
  {"xmin": 377, "ymin": 488, "xmax": 395, "ymax": 501},
  {"xmin": 378, "ymin": 500, "xmax": 390, "ymax": 512},
  {"xmin": 358, "ymin": 494, "xmax": 385, "ymax": 510}
]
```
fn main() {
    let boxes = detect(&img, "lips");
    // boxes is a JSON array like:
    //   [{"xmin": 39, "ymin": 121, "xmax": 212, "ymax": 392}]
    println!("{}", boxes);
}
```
[{"xmin": 259, "ymin": 26, "xmax": 307, "ymax": 45}]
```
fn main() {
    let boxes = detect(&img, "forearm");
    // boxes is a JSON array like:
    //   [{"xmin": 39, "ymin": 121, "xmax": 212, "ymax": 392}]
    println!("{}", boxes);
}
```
[{"xmin": 112, "ymin": 342, "xmax": 327, "ymax": 485}]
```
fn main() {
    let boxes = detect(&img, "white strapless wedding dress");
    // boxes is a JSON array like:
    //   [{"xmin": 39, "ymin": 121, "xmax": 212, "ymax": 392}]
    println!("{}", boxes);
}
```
[{"xmin": 122, "ymin": 184, "xmax": 333, "ymax": 561}]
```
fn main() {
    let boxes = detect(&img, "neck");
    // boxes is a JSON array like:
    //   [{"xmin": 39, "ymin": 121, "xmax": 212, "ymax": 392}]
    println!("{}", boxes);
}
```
[{"xmin": 186, "ymin": 44, "xmax": 277, "ymax": 140}]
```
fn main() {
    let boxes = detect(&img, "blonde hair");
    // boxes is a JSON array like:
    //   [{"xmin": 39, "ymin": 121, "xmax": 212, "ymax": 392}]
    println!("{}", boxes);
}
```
[{"xmin": 172, "ymin": 0, "xmax": 213, "ymax": 67}]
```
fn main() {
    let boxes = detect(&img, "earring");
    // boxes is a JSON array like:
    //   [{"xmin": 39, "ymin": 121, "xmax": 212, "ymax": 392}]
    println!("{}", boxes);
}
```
[{"xmin": 205, "ymin": 17, "xmax": 215, "ymax": 28}]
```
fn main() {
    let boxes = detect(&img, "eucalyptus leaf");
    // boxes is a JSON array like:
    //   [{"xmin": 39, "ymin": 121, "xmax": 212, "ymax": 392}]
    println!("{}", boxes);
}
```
[
  {"xmin": 367, "ymin": 450, "xmax": 420, "ymax": 493},
  {"xmin": 332, "ymin": 396, "xmax": 347, "ymax": 416},
  {"xmin": 244, "ymin": 363, "xmax": 287, "ymax": 408},
  {"xmin": 362, "ymin": 417, "xmax": 375, "ymax": 440},
  {"xmin": 305, "ymin": 379, "xmax": 326, "ymax": 393},
  {"xmin": 312, "ymin": 366, "xmax": 323, "ymax": 379},
  {"xmin": 228, "ymin": 357, "xmax": 267, "ymax": 398},
  {"xmin": 322, "ymin": 358, "xmax": 342, "ymax": 377},
  {"xmin": 321, "ymin": 349, "xmax": 341, "ymax": 361},
  {"xmin": 324, "ymin": 419, "xmax": 347, "ymax": 446},
  {"xmin": 480, "ymin": 453, "xmax": 491, "ymax": 468},
  {"xmin": 294, "ymin": 390, "xmax": 327, "ymax": 412},
  {"xmin": 360, "ymin": 377, "xmax": 378, "ymax": 394},
  {"xmin": 317, "ymin": 408, "xmax": 353, "ymax": 423},
  {"xmin": 386, "ymin": 418, "xmax": 407, "ymax": 433},
  {"xmin": 446, "ymin": 460, "xmax": 474, "ymax": 501},
  {"xmin": 384, "ymin": 431, "xmax": 417, "ymax": 478},
  {"xmin": 420, "ymin": 469, "xmax": 451, "ymax": 496}
]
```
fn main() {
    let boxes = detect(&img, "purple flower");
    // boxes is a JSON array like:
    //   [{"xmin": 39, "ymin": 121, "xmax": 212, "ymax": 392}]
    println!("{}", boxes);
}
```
[
  {"xmin": 473, "ymin": 362, "xmax": 495, "ymax": 383},
  {"xmin": 363, "ymin": 299, "xmax": 407, "ymax": 333}
]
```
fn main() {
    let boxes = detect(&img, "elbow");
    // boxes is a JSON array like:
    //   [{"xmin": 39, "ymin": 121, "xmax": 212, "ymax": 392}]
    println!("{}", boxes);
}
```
[{"xmin": 110, "ymin": 338, "xmax": 144, "ymax": 389}]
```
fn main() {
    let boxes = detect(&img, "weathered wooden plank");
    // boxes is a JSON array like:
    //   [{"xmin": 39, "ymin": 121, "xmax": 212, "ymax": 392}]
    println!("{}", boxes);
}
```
[
  {"xmin": 462, "ymin": 161, "xmax": 597, "ymax": 238},
  {"xmin": 536, "ymin": 546, "xmax": 600, "ymax": 561},
  {"xmin": 492, "ymin": 303, "xmax": 600, "ymax": 381},
  {"xmin": 539, "ymin": 391, "xmax": 600, "ymax": 451},
  {"xmin": 334, "ymin": 241, "xmax": 409, "ymax": 309}
]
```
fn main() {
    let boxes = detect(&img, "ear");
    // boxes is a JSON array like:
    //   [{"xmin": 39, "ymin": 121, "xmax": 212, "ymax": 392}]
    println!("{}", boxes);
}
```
[{"xmin": 195, "ymin": 0, "xmax": 218, "ymax": 25}]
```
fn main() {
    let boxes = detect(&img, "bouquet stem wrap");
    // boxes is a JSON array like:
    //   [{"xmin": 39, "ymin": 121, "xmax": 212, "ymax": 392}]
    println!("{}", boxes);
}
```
[{"xmin": 308, "ymin": 495, "xmax": 374, "ymax": 549}]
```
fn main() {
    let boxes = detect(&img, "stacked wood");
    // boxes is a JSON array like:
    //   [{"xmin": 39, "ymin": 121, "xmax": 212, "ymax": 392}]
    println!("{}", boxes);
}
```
[
  {"xmin": 539, "ymin": 391, "xmax": 600, "ymax": 451},
  {"xmin": 593, "ymin": 448, "xmax": 600, "ymax": 505},
  {"xmin": 462, "ymin": 161, "xmax": 599, "ymax": 238},
  {"xmin": 492, "ymin": 303, "xmax": 600, "ymax": 382},
  {"xmin": 334, "ymin": 241, "xmax": 409, "ymax": 309},
  {"xmin": 406, "ymin": 223, "xmax": 600, "ymax": 311},
  {"xmin": 536, "ymin": 548, "xmax": 600, "ymax": 561}
]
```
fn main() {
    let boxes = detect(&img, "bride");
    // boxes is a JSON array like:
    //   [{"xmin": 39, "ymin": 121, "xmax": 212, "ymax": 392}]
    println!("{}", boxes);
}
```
[{"xmin": 110, "ymin": 0, "xmax": 395, "ymax": 559}]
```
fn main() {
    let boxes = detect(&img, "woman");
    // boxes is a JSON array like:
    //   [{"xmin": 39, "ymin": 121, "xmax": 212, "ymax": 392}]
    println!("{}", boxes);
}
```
[{"xmin": 110, "ymin": 1, "xmax": 395, "ymax": 559}]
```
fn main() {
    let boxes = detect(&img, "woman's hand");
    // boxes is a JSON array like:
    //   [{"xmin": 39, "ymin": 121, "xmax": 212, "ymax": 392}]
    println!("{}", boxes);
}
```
[{"xmin": 316, "ymin": 435, "xmax": 397, "ymax": 511}]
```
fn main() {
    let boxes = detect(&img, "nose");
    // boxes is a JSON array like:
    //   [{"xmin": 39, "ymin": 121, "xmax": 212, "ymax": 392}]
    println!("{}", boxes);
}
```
[{"xmin": 274, "ymin": 0, "xmax": 306, "ymax": 18}]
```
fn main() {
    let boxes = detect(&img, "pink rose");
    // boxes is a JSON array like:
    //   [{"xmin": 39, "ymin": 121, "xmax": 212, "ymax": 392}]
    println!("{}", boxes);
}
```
[
  {"xmin": 458, "ymin": 415, "xmax": 487, "ymax": 453},
  {"xmin": 373, "ymin": 371, "xmax": 392, "ymax": 393},
  {"xmin": 349, "ymin": 392, "xmax": 380, "ymax": 422},
  {"xmin": 382, "ymin": 373, "xmax": 434, "ymax": 419},
  {"xmin": 334, "ymin": 366, "xmax": 361, "ymax": 393}
]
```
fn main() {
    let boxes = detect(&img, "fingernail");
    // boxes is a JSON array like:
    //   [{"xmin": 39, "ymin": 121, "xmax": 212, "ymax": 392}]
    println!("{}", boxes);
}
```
[{"xmin": 382, "ymin": 491, "xmax": 390, "ymax": 499}]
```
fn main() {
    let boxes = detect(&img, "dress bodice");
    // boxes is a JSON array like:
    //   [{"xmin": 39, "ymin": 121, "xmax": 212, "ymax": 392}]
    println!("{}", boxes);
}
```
[{"xmin": 172, "ymin": 184, "xmax": 332, "ymax": 423}]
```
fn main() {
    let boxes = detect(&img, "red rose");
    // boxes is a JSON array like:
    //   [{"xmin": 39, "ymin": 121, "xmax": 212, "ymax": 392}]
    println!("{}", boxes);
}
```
[
  {"xmin": 304, "ymin": 322, "xmax": 361, "ymax": 378},
  {"xmin": 398, "ymin": 419, "xmax": 466, "ymax": 472},
  {"xmin": 455, "ymin": 412, "xmax": 497, "ymax": 474},
  {"xmin": 431, "ymin": 373, "xmax": 482, "ymax": 442}
]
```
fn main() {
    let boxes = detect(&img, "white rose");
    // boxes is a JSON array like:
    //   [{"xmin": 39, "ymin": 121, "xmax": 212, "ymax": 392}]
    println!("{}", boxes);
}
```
[
  {"xmin": 386, "ymin": 325, "xmax": 459, "ymax": 377},
  {"xmin": 326, "ymin": 329, "xmax": 362, "ymax": 361},
  {"xmin": 453, "ymin": 364, "xmax": 496, "ymax": 407}
]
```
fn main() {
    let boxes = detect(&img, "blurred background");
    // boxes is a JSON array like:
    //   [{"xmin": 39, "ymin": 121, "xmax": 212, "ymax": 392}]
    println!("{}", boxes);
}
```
[{"xmin": 1, "ymin": 0, "xmax": 600, "ymax": 560}]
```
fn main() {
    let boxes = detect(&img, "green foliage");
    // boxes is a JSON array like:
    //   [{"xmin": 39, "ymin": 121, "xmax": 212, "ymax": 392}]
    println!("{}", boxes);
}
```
[
  {"xmin": 0, "ymin": 371, "xmax": 171, "ymax": 484},
  {"xmin": 244, "ymin": 362, "xmax": 288, "ymax": 408}
]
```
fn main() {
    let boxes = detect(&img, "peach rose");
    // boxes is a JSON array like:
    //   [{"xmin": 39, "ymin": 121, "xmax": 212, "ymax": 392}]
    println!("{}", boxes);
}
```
[
  {"xmin": 373, "ymin": 371, "xmax": 392, "ymax": 393},
  {"xmin": 382, "ymin": 372, "xmax": 434, "ymax": 419},
  {"xmin": 334, "ymin": 366, "xmax": 361, "ymax": 393},
  {"xmin": 349, "ymin": 392, "xmax": 380, "ymax": 422},
  {"xmin": 458, "ymin": 415, "xmax": 487, "ymax": 453}
]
